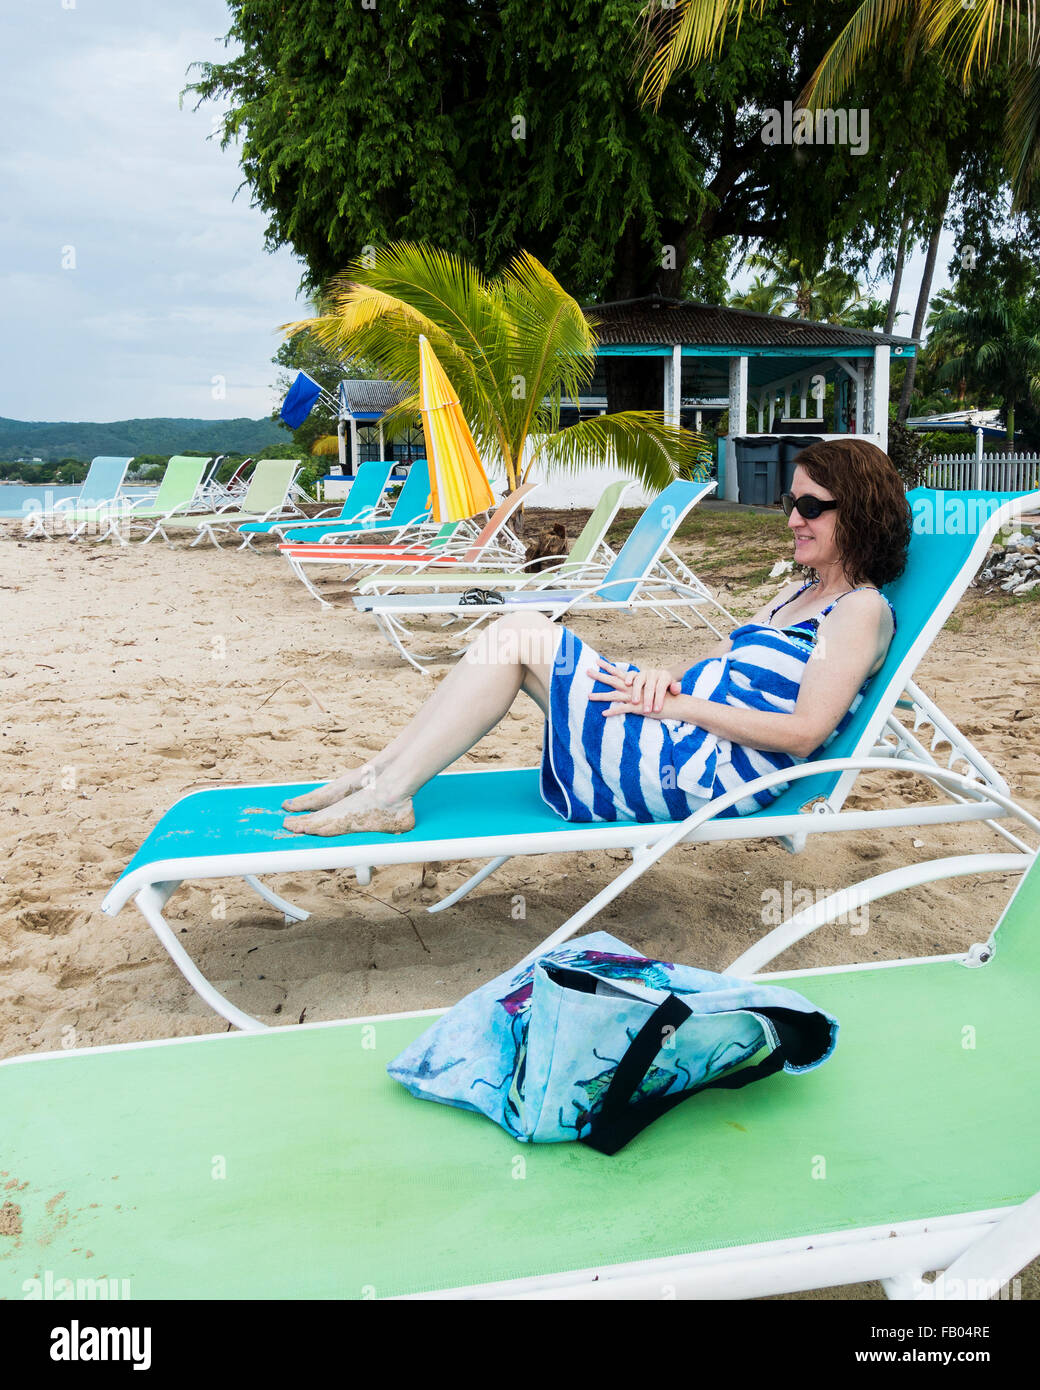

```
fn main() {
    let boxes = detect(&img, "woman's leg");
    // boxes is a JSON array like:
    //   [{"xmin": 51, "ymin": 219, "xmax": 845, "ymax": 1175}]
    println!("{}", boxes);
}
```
[{"xmin": 282, "ymin": 611, "xmax": 561, "ymax": 835}]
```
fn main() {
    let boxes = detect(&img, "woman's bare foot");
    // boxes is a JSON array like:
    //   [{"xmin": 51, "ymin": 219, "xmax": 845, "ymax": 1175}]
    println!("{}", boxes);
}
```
[
  {"xmin": 282, "ymin": 784, "xmax": 415, "ymax": 837},
  {"xmin": 282, "ymin": 765, "xmax": 373, "ymax": 813}
]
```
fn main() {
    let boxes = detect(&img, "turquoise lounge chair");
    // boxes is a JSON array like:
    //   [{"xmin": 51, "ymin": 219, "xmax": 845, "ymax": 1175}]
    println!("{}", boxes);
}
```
[
  {"xmin": 6, "ymin": 827, "xmax": 1039, "ymax": 1299},
  {"xmin": 100, "ymin": 489, "xmax": 1040, "ymax": 1034},
  {"xmin": 23, "ymin": 456, "xmax": 134, "ymax": 539},
  {"xmin": 353, "ymin": 479, "xmax": 728, "ymax": 668},
  {"xmin": 236, "ymin": 458, "xmax": 398, "ymax": 548},
  {"xmin": 267, "ymin": 458, "xmax": 434, "ymax": 547}
]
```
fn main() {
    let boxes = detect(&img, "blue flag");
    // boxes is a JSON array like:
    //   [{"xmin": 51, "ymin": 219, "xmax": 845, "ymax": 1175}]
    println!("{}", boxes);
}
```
[{"xmin": 280, "ymin": 371, "xmax": 323, "ymax": 429}]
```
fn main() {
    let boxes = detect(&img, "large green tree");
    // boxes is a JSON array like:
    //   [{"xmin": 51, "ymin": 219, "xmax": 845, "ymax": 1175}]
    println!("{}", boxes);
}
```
[
  {"xmin": 188, "ymin": 1, "xmax": 998, "ymax": 299},
  {"xmin": 640, "ymin": 0, "xmax": 1040, "ymax": 205}
]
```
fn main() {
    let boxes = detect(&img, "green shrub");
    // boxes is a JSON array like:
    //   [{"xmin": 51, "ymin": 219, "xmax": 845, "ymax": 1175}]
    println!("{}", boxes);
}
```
[
  {"xmin": 916, "ymin": 430, "xmax": 1004, "ymax": 456},
  {"xmin": 886, "ymin": 421, "xmax": 934, "ymax": 489}
]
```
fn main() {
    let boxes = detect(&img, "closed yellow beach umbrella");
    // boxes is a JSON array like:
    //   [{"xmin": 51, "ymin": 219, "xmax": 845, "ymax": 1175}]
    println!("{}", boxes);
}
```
[{"xmin": 418, "ymin": 334, "xmax": 496, "ymax": 522}]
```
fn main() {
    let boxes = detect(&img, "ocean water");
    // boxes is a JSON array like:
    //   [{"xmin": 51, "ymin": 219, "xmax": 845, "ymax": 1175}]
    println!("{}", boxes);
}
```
[{"xmin": 0, "ymin": 484, "xmax": 152, "ymax": 519}]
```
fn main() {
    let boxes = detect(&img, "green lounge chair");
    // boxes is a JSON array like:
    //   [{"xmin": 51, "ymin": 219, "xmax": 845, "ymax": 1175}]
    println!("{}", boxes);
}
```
[
  {"xmin": 22, "ymin": 456, "xmax": 134, "ymax": 539},
  {"xmin": 100, "ymin": 455, "xmax": 213, "ymax": 544},
  {"xmin": 355, "ymin": 476, "xmax": 634, "ymax": 596},
  {"xmin": 5, "ymin": 826, "xmax": 1038, "ymax": 1300},
  {"xmin": 98, "ymin": 489, "xmax": 1040, "ymax": 1035},
  {"xmin": 156, "ymin": 459, "xmax": 302, "ymax": 547}
]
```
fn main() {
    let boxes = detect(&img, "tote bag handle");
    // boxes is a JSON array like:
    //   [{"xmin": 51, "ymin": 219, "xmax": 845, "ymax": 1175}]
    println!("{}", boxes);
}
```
[{"xmin": 583, "ymin": 995, "xmax": 805, "ymax": 1156}]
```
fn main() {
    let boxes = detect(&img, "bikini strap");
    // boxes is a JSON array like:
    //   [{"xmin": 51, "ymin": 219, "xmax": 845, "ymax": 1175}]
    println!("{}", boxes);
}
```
[
  {"xmin": 819, "ymin": 586, "xmax": 898, "ymax": 633},
  {"xmin": 769, "ymin": 579, "xmax": 816, "ymax": 622}
]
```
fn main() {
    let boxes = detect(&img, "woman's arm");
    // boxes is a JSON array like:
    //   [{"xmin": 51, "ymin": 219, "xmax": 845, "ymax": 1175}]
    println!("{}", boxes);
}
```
[{"xmin": 592, "ymin": 591, "xmax": 892, "ymax": 758}]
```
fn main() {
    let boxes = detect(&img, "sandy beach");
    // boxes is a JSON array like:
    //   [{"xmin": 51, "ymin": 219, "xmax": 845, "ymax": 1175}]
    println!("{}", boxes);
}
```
[{"xmin": 2, "ymin": 504, "xmax": 1038, "ymax": 1299}]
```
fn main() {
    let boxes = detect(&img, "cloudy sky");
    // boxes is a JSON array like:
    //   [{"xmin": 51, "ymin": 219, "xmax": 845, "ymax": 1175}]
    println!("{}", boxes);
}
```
[
  {"xmin": 0, "ymin": 1, "xmax": 954, "ymax": 426},
  {"xmin": 0, "ymin": 0, "xmax": 308, "ymax": 423}
]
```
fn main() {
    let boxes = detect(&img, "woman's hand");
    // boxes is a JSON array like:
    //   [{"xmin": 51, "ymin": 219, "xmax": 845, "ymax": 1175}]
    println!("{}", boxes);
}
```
[{"xmin": 587, "ymin": 661, "xmax": 681, "ymax": 716}]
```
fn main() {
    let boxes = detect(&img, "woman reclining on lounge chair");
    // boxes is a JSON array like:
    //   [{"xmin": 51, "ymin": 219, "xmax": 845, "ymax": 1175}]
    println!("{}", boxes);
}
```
[{"xmin": 281, "ymin": 440, "xmax": 910, "ymax": 837}]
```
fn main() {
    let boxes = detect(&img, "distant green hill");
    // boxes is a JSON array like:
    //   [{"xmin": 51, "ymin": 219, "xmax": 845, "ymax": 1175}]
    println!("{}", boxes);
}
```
[{"xmin": 0, "ymin": 416, "xmax": 289, "ymax": 463}]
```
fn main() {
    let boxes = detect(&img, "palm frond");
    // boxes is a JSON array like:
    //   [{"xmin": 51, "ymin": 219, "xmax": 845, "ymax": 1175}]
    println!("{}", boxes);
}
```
[
  {"xmin": 497, "ymin": 251, "xmax": 598, "ymax": 451},
  {"xmin": 923, "ymin": 0, "xmax": 1038, "ymax": 80},
  {"xmin": 798, "ymin": 0, "xmax": 917, "ymax": 108},
  {"xmin": 637, "ymin": 0, "xmax": 766, "ymax": 109},
  {"xmin": 281, "ymin": 243, "xmax": 518, "ymax": 468},
  {"xmin": 530, "ymin": 414, "xmax": 704, "ymax": 494},
  {"xmin": 1006, "ymin": 54, "xmax": 1040, "ymax": 204}
]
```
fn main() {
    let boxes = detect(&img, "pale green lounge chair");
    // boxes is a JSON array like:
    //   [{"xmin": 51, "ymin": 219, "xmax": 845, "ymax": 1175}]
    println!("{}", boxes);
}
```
[
  {"xmin": 95, "ymin": 455, "xmax": 213, "ymax": 544},
  {"xmin": 4, "ymin": 833, "xmax": 1038, "ymax": 1300},
  {"xmin": 156, "ymin": 459, "xmax": 302, "ymax": 547}
]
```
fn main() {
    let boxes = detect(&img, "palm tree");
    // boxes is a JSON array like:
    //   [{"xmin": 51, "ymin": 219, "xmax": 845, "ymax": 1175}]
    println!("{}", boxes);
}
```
[
  {"xmin": 839, "ymin": 296, "xmax": 895, "ymax": 331},
  {"xmin": 925, "ymin": 290, "xmax": 1040, "ymax": 438},
  {"xmin": 730, "ymin": 253, "xmax": 882, "ymax": 325},
  {"xmin": 638, "ymin": 1, "xmax": 1040, "ymax": 206},
  {"xmin": 280, "ymin": 243, "xmax": 703, "ymax": 496},
  {"xmin": 728, "ymin": 273, "xmax": 790, "ymax": 316}
]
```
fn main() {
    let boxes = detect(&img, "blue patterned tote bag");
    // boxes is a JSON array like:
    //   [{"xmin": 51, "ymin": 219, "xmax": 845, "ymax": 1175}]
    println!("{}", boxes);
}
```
[{"xmin": 388, "ymin": 931, "xmax": 838, "ymax": 1154}]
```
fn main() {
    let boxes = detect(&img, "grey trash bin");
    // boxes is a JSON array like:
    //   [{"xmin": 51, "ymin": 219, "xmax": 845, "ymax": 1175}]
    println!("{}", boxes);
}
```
[{"xmin": 734, "ymin": 436, "xmax": 781, "ymax": 506}]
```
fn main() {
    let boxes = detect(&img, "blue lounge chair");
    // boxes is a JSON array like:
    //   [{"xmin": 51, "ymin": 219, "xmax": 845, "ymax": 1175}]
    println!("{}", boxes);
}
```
[
  {"xmin": 271, "ymin": 459, "xmax": 434, "ymax": 547},
  {"xmin": 235, "ymin": 458, "xmax": 397, "ymax": 548},
  {"xmin": 23, "ymin": 456, "xmax": 134, "ymax": 539}
]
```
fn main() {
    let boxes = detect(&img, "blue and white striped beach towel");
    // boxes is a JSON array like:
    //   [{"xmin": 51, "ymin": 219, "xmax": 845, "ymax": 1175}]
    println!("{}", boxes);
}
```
[{"xmin": 540, "ymin": 591, "xmax": 895, "ymax": 823}]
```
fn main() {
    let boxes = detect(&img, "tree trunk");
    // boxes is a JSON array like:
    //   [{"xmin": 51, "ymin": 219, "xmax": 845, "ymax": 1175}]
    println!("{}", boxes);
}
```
[
  {"xmin": 897, "ymin": 190, "xmax": 951, "ymax": 423},
  {"xmin": 885, "ymin": 215, "xmax": 909, "ymax": 336},
  {"xmin": 1006, "ymin": 401, "xmax": 1015, "ymax": 442},
  {"xmin": 599, "ymin": 219, "xmax": 678, "ymax": 413}
]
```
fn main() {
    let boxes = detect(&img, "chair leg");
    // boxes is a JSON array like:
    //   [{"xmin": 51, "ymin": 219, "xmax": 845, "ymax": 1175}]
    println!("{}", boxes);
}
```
[
  {"xmin": 242, "ymin": 874, "xmax": 309, "ymax": 924},
  {"xmin": 372, "ymin": 611, "xmax": 434, "ymax": 674},
  {"xmin": 881, "ymin": 1272, "xmax": 926, "ymax": 1300},
  {"xmin": 425, "ymin": 856, "xmax": 512, "ymax": 913},
  {"xmin": 292, "ymin": 560, "xmax": 333, "ymax": 607},
  {"xmin": 134, "ymin": 883, "xmax": 268, "ymax": 1032}
]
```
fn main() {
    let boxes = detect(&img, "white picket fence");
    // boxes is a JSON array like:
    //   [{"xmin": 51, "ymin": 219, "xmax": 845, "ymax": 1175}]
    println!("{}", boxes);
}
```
[{"xmin": 923, "ymin": 453, "xmax": 1040, "ymax": 492}]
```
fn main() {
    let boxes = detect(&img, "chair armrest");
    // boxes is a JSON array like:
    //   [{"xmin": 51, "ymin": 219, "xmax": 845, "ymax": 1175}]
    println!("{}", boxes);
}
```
[{"xmin": 522, "ymin": 758, "xmax": 1039, "ymax": 964}]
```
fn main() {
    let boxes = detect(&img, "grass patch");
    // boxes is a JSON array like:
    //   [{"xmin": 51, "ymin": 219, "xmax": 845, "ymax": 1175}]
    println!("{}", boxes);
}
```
[
  {"xmin": 998, "ymin": 583, "xmax": 1040, "ymax": 608},
  {"xmin": 741, "ymin": 563, "xmax": 782, "ymax": 589},
  {"xmin": 603, "ymin": 504, "xmax": 789, "ymax": 550}
]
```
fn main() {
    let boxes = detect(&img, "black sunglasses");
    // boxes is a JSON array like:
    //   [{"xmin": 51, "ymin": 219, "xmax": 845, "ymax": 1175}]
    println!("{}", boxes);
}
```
[{"xmin": 781, "ymin": 492, "xmax": 838, "ymax": 520}]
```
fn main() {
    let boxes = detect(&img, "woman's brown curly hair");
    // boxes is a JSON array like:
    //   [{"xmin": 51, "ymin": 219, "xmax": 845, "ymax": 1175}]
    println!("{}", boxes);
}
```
[{"xmin": 793, "ymin": 439, "xmax": 911, "ymax": 587}]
